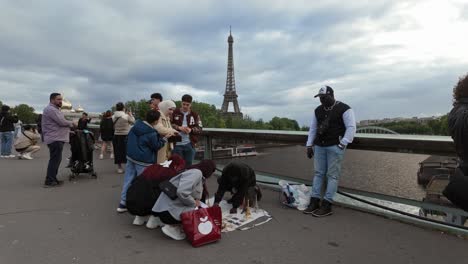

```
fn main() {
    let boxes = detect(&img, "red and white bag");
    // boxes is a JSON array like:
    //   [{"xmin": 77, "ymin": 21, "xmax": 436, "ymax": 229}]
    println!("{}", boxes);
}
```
[{"xmin": 181, "ymin": 206, "xmax": 222, "ymax": 247}]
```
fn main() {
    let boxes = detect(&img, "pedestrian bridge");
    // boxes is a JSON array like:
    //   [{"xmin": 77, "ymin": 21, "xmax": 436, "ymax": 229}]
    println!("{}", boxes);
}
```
[{"xmin": 356, "ymin": 126, "xmax": 399, "ymax": 134}]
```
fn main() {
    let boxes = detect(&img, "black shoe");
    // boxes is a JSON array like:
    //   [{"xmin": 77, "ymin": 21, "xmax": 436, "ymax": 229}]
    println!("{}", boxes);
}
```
[
  {"xmin": 303, "ymin": 197, "xmax": 321, "ymax": 214},
  {"xmin": 312, "ymin": 200, "xmax": 333, "ymax": 217},
  {"xmin": 43, "ymin": 180, "xmax": 64, "ymax": 188}
]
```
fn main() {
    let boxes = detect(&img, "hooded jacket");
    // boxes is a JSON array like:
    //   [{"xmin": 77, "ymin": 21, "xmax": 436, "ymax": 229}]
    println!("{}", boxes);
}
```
[
  {"xmin": 449, "ymin": 99, "xmax": 468, "ymax": 161},
  {"xmin": 126, "ymin": 120, "xmax": 166, "ymax": 166}
]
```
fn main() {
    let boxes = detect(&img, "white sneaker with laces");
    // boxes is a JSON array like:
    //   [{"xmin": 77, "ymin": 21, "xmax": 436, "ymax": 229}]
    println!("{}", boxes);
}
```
[
  {"xmin": 133, "ymin": 216, "xmax": 147, "ymax": 226},
  {"xmin": 146, "ymin": 215, "xmax": 163, "ymax": 229},
  {"xmin": 162, "ymin": 225, "xmax": 186, "ymax": 240},
  {"xmin": 22, "ymin": 153, "xmax": 33, "ymax": 160}
]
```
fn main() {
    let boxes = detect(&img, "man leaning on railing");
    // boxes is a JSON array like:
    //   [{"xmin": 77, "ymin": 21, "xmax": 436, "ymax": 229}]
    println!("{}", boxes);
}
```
[{"xmin": 303, "ymin": 86, "xmax": 356, "ymax": 217}]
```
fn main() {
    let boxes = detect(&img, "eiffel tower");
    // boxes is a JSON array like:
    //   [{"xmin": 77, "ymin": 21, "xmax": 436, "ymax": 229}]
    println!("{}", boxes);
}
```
[{"xmin": 221, "ymin": 28, "xmax": 243, "ymax": 118}]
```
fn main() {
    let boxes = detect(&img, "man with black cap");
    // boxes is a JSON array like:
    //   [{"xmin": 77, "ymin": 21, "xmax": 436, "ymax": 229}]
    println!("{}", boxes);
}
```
[{"xmin": 303, "ymin": 85, "xmax": 356, "ymax": 217}]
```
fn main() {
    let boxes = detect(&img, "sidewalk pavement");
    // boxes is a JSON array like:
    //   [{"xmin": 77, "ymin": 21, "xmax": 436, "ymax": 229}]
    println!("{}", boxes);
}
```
[{"xmin": 0, "ymin": 145, "xmax": 467, "ymax": 264}]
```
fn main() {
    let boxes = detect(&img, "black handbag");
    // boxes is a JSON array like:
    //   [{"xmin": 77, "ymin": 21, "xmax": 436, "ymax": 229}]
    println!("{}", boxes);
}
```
[{"xmin": 159, "ymin": 180, "xmax": 178, "ymax": 200}]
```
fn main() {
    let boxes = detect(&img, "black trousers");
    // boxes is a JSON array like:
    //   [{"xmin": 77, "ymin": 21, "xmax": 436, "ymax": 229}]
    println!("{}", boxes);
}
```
[
  {"xmin": 153, "ymin": 211, "xmax": 181, "ymax": 225},
  {"xmin": 112, "ymin": 135, "xmax": 127, "ymax": 164},
  {"xmin": 45, "ymin": 141, "xmax": 64, "ymax": 184}
]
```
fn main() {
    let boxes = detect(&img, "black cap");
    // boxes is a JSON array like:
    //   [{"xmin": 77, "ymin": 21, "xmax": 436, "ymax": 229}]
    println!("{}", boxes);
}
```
[{"xmin": 314, "ymin": 86, "xmax": 334, "ymax": 98}]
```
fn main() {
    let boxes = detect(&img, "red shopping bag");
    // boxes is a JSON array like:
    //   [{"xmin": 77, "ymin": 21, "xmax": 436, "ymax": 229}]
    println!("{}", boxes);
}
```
[{"xmin": 181, "ymin": 206, "xmax": 222, "ymax": 247}]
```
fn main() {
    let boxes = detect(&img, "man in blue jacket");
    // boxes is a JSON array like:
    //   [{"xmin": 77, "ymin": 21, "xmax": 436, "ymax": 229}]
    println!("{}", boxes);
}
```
[{"xmin": 117, "ymin": 110, "xmax": 167, "ymax": 213}]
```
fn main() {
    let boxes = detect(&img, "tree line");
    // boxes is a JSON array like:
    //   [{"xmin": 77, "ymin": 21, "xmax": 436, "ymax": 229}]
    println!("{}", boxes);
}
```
[
  {"xmin": 375, "ymin": 115, "xmax": 449, "ymax": 135},
  {"xmin": 0, "ymin": 100, "xmax": 38, "ymax": 124}
]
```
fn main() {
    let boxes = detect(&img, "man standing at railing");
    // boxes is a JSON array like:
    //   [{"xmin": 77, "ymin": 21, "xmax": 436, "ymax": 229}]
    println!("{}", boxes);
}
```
[
  {"xmin": 304, "ymin": 86, "xmax": 356, "ymax": 217},
  {"xmin": 171, "ymin": 94, "xmax": 202, "ymax": 167}
]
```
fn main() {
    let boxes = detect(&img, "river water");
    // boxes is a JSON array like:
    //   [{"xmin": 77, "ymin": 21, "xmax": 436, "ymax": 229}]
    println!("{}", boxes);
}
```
[{"xmin": 215, "ymin": 145, "xmax": 431, "ymax": 201}]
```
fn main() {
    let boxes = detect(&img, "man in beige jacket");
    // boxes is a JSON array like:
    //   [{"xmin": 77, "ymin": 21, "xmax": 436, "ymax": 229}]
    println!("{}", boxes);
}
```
[{"xmin": 14, "ymin": 125, "xmax": 41, "ymax": 160}]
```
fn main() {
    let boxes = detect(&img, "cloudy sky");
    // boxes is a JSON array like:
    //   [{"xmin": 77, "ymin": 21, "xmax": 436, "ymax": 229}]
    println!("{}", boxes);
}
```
[{"xmin": 1, "ymin": 0, "xmax": 468, "ymax": 126}]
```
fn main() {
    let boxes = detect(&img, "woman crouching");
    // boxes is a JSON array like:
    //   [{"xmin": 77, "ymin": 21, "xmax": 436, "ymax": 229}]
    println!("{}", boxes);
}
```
[{"xmin": 151, "ymin": 160, "xmax": 216, "ymax": 240}]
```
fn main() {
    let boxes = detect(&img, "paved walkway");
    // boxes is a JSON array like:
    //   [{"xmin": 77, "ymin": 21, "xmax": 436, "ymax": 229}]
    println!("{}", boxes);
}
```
[{"xmin": 0, "ymin": 145, "xmax": 467, "ymax": 264}]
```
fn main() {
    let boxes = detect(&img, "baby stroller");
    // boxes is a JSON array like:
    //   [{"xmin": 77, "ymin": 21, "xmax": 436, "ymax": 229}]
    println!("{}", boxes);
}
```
[{"xmin": 69, "ymin": 129, "xmax": 97, "ymax": 180}]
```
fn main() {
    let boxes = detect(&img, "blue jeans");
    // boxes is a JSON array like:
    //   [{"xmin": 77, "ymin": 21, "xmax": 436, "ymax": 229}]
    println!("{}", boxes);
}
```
[
  {"xmin": 172, "ymin": 143, "xmax": 196, "ymax": 167},
  {"xmin": 0, "ymin": 131, "xmax": 14, "ymax": 155},
  {"xmin": 120, "ymin": 160, "xmax": 147, "ymax": 205},
  {"xmin": 311, "ymin": 145, "xmax": 345, "ymax": 202}
]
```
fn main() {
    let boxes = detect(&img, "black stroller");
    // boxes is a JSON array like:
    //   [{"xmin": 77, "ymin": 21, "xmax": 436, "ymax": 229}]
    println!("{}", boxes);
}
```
[{"xmin": 69, "ymin": 129, "xmax": 97, "ymax": 180}]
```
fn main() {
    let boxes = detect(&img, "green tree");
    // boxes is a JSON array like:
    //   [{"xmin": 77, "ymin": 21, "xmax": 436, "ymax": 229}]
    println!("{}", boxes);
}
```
[{"xmin": 11, "ymin": 104, "xmax": 37, "ymax": 124}]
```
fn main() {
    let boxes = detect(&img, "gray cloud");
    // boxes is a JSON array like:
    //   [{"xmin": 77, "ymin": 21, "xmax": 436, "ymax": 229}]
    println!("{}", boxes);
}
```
[{"xmin": 0, "ymin": 0, "xmax": 467, "ymax": 126}]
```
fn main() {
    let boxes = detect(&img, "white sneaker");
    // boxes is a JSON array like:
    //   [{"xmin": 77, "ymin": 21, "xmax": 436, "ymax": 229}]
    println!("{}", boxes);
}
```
[
  {"xmin": 146, "ymin": 215, "xmax": 163, "ymax": 229},
  {"xmin": 22, "ymin": 153, "xmax": 33, "ymax": 160},
  {"xmin": 110, "ymin": 154, "xmax": 114, "ymax": 159},
  {"xmin": 0, "ymin": 155, "xmax": 4, "ymax": 158},
  {"xmin": 162, "ymin": 225, "xmax": 186, "ymax": 240},
  {"xmin": 117, "ymin": 168, "xmax": 124, "ymax": 174},
  {"xmin": 7, "ymin": 154, "xmax": 16, "ymax": 158},
  {"xmin": 99, "ymin": 154, "xmax": 104, "ymax": 160},
  {"xmin": 133, "ymin": 216, "xmax": 148, "ymax": 226}
]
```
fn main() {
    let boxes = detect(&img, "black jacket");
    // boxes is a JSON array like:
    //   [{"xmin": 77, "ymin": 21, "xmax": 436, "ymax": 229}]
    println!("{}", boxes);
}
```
[
  {"xmin": 214, "ymin": 162, "xmax": 257, "ymax": 209},
  {"xmin": 448, "ymin": 100, "xmax": 468, "ymax": 160},
  {"xmin": 0, "ymin": 112, "xmax": 18, "ymax": 132},
  {"xmin": 314, "ymin": 101, "xmax": 350, "ymax": 146}
]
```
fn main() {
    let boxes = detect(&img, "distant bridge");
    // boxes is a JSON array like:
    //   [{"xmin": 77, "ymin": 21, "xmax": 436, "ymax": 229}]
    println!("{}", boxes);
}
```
[{"xmin": 356, "ymin": 126, "xmax": 399, "ymax": 135}]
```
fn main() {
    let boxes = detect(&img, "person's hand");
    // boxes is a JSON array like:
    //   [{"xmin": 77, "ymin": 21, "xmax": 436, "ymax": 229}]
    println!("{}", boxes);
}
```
[
  {"xmin": 229, "ymin": 207, "xmax": 237, "ymax": 214},
  {"xmin": 307, "ymin": 146, "xmax": 314, "ymax": 159},
  {"xmin": 195, "ymin": 199, "xmax": 201, "ymax": 207}
]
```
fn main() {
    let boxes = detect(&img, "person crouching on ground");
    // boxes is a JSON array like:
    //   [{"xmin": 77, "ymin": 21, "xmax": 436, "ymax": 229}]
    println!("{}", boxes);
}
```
[
  {"xmin": 117, "ymin": 110, "xmax": 167, "ymax": 213},
  {"xmin": 14, "ymin": 125, "xmax": 41, "ymax": 160},
  {"xmin": 151, "ymin": 160, "xmax": 216, "ymax": 240},
  {"xmin": 213, "ymin": 161, "xmax": 262, "ymax": 214}
]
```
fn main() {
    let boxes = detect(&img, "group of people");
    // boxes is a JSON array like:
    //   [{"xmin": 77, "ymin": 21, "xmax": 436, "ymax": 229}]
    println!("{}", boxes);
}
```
[{"xmin": 0, "ymin": 105, "xmax": 41, "ymax": 160}]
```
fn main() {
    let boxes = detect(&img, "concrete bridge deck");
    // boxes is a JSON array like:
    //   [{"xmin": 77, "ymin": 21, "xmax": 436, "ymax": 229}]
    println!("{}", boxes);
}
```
[{"xmin": 0, "ymin": 145, "xmax": 467, "ymax": 264}]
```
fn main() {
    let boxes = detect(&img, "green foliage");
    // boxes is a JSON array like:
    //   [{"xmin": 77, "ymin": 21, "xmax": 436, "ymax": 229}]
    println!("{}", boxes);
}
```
[
  {"xmin": 11, "ymin": 104, "xmax": 37, "ymax": 124},
  {"xmin": 379, "ymin": 115, "xmax": 449, "ymax": 135},
  {"xmin": 117, "ymin": 99, "xmax": 303, "ymax": 131}
]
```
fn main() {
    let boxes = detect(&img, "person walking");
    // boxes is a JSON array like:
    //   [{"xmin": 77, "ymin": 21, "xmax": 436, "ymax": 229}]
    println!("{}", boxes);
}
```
[
  {"xmin": 303, "ymin": 86, "xmax": 356, "ymax": 217},
  {"xmin": 171, "ymin": 94, "xmax": 202, "ymax": 167},
  {"xmin": 14, "ymin": 124, "xmax": 41, "ymax": 160},
  {"xmin": 0, "ymin": 105, "xmax": 18, "ymax": 158},
  {"xmin": 99, "ymin": 110, "xmax": 114, "ymax": 160},
  {"xmin": 42, "ymin": 93, "xmax": 75, "ymax": 187},
  {"xmin": 112, "ymin": 102, "xmax": 135, "ymax": 174}
]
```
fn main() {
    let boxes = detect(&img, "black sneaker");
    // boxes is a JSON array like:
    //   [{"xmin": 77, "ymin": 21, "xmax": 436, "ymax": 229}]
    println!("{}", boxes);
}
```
[
  {"xmin": 303, "ymin": 197, "xmax": 321, "ymax": 214},
  {"xmin": 43, "ymin": 181, "xmax": 64, "ymax": 188},
  {"xmin": 312, "ymin": 200, "xmax": 333, "ymax": 217}
]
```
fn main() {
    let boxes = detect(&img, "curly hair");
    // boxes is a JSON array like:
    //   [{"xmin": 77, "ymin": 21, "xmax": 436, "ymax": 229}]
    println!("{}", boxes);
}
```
[{"xmin": 453, "ymin": 74, "xmax": 468, "ymax": 104}]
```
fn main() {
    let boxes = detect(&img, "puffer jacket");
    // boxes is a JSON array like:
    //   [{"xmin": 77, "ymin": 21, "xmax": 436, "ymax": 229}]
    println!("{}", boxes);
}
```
[{"xmin": 126, "ymin": 120, "xmax": 166, "ymax": 166}]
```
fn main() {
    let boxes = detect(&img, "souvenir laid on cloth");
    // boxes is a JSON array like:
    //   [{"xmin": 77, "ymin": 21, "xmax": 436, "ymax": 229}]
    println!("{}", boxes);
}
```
[
  {"xmin": 181, "ymin": 206, "xmax": 222, "ymax": 247},
  {"xmin": 206, "ymin": 198, "xmax": 272, "ymax": 233}
]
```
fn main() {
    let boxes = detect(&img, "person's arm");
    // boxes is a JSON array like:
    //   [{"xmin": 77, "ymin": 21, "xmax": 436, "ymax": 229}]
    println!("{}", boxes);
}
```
[
  {"xmin": 190, "ymin": 114, "xmax": 202, "ymax": 135},
  {"xmin": 148, "ymin": 132, "xmax": 167, "ymax": 151},
  {"xmin": 127, "ymin": 114, "xmax": 135, "ymax": 124},
  {"xmin": 340, "ymin": 109, "xmax": 356, "ymax": 147},
  {"xmin": 50, "ymin": 109, "xmax": 73, "ymax": 127},
  {"xmin": 306, "ymin": 114, "xmax": 318, "ymax": 147},
  {"xmin": 155, "ymin": 121, "xmax": 176, "ymax": 137},
  {"xmin": 176, "ymin": 171, "xmax": 201, "ymax": 207}
]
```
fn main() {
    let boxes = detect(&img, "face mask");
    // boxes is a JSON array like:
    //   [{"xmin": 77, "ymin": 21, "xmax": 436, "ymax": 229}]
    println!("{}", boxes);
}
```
[{"xmin": 320, "ymin": 96, "xmax": 334, "ymax": 107}]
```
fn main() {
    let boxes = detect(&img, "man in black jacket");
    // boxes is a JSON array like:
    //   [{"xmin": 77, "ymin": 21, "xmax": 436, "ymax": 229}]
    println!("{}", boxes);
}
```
[{"xmin": 0, "ymin": 105, "xmax": 19, "ymax": 158}]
